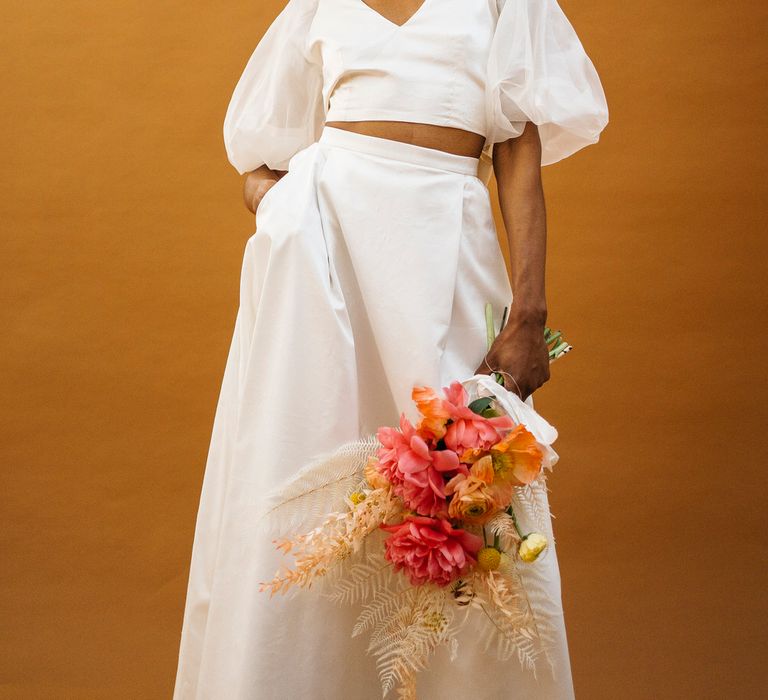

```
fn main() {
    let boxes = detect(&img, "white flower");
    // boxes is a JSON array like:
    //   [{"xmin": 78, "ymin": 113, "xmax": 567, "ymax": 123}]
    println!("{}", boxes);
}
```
[{"xmin": 518, "ymin": 533, "xmax": 547, "ymax": 563}]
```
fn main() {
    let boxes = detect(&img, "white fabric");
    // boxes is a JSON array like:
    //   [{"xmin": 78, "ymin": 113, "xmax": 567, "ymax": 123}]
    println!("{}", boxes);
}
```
[
  {"xmin": 223, "ymin": 0, "xmax": 608, "ymax": 174},
  {"xmin": 222, "ymin": 0, "xmax": 325, "ymax": 175},
  {"xmin": 486, "ymin": 0, "xmax": 609, "ymax": 164},
  {"xmin": 313, "ymin": 0, "xmax": 493, "ymax": 141},
  {"xmin": 173, "ymin": 126, "xmax": 575, "ymax": 698}
]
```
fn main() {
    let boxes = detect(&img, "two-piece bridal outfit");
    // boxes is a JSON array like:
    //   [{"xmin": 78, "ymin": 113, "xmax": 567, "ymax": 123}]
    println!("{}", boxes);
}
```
[{"xmin": 173, "ymin": 0, "xmax": 608, "ymax": 697}]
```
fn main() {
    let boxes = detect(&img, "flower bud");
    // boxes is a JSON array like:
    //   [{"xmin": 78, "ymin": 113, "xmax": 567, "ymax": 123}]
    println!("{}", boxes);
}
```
[{"xmin": 518, "ymin": 533, "xmax": 547, "ymax": 563}]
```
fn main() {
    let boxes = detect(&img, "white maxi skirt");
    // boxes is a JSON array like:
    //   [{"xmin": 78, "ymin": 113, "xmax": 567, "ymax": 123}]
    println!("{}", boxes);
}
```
[{"xmin": 173, "ymin": 126, "xmax": 575, "ymax": 699}]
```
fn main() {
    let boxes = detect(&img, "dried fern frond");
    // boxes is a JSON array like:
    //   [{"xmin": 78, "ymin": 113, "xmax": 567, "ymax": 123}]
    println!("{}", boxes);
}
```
[
  {"xmin": 352, "ymin": 581, "xmax": 411, "ymax": 639},
  {"xmin": 258, "ymin": 487, "xmax": 402, "ymax": 597},
  {"xmin": 368, "ymin": 585, "xmax": 453, "ymax": 698},
  {"xmin": 253, "ymin": 435, "xmax": 381, "ymax": 535},
  {"xmin": 395, "ymin": 670, "xmax": 418, "ymax": 700},
  {"xmin": 512, "ymin": 475, "xmax": 556, "ymax": 549},
  {"xmin": 504, "ymin": 559, "xmax": 559, "ymax": 678},
  {"xmin": 320, "ymin": 550, "xmax": 397, "ymax": 608},
  {"xmin": 485, "ymin": 510, "xmax": 523, "ymax": 552},
  {"xmin": 473, "ymin": 569, "xmax": 544, "ymax": 672}
]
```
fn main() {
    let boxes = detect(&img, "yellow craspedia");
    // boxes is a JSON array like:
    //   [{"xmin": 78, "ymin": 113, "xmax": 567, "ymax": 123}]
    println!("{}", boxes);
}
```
[
  {"xmin": 477, "ymin": 546, "xmax": 502, "ymax": 571},
  {"xmin": 518, "ymin": 533, "xmax": 548, "ymax": 563},
  {"xmin": 349, "ymin": 491, "xmax": 366, "ymax": 505}
]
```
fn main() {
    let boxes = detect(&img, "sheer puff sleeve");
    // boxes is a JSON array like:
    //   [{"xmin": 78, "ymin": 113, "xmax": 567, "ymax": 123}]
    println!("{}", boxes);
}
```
[
  {"xmin": 485, "ymin": 0, "xmax": 609, "ymax": 165},
  {"xmin": 223, "ymin": 0, "xmax": 324, "ymax": 175}
]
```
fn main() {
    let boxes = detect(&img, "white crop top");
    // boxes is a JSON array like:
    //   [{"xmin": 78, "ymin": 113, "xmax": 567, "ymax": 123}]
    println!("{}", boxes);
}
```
[{"xmin": 223, "ymin": 0, "xmax": 608, "ymax": 176}]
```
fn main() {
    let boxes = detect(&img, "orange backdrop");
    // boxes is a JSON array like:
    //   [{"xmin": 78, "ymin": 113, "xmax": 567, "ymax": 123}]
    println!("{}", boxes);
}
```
[{"xmin": 2, "ymin": 1, "xmax": 767, "ymax": 698}]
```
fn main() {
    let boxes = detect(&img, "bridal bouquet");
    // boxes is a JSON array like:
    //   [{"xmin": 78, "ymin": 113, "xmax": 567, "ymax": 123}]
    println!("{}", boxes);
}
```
[{"xmin": 257, "ymin": 305, "xmax": 570, "ymax": 698}]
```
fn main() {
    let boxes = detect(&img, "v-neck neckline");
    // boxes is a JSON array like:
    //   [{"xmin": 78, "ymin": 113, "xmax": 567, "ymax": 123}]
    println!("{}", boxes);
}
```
[{"xmin": 356, "ymin": 0, "xmax": 433, "ymax": 30}]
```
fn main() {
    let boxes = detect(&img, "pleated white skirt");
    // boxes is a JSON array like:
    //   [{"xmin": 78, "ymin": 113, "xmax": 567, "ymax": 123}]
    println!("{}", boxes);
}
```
[{"xmin": 173, "ymin": 126, "xmax": 574, "ymax": 699}]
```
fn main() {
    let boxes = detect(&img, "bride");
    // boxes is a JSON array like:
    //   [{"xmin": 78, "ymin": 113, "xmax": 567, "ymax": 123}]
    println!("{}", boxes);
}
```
[{"xmin": 173, "ymin": 0, "xmax": 608, "ymax": 697}]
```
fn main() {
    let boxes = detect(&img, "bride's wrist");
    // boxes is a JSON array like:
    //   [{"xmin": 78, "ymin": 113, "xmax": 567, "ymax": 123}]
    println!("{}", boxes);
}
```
[{"xmin": 506, "ymin": 304, "xmax": 547, "ymax": 328}]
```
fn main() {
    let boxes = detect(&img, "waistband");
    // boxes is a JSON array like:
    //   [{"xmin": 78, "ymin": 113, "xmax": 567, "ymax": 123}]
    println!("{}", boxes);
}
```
[{"xmin": 318, "ymin": 126, "xmax": 480, "ymax": 177}]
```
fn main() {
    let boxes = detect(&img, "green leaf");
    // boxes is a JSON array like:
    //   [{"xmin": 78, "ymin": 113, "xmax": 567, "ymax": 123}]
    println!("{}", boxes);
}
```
[{"xmin": 468, "ymin": 397, "xmax": 494, "ymax": 415}]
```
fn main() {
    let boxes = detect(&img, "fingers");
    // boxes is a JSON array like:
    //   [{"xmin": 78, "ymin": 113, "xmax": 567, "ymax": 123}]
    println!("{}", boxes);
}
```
[
  {"xmin": 252, "ymin": 179, "xmax": 277, "ymax": 213},
  {"xmin": 483, "ymin": 341, "xmax": 550, "ymax": 400},
  {"xmin": 243, "ymin": 170, "xmax": 279, "ymax": 214}
]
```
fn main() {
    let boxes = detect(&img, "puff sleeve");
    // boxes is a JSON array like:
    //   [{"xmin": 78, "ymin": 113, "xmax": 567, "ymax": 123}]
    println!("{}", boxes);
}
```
[
  {"xmin": 485, "ymin": 0, "xmax": 609, "ymax": 165},
  {"xmin": 223, "ymin": 0, "xmax": 324, "ymax": 174}
]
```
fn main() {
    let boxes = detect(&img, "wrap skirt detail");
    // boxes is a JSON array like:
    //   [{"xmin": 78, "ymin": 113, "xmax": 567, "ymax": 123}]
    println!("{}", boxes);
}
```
[{"xmin": 173, "ymin": 126, "xmax": 574, "ymax": 699}]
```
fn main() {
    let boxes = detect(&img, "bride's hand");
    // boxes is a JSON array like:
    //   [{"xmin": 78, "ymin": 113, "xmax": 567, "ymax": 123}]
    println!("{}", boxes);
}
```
[
  {"xmin": 473, "ymin": 315, "xmax": 550, "ymax": 401},
  {"xmin": 243, "ymin": 165, "xmax": 286, "ymax": 214}
]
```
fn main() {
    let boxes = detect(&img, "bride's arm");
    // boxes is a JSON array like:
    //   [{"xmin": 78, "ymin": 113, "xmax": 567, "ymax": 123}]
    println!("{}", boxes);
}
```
[
  {"xmin": 242, "ymin": 165, "xmax": 287, "ymax": 214},
  {"xmin": 475, "ymin": 122, "xmax": 550, "ymax": 399}
]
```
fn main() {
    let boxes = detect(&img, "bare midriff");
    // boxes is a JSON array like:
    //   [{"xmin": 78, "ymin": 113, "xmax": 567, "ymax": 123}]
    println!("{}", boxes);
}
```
[{"xmin": 324, "ymin": 120, "xmax": 486, "ymax": 159}]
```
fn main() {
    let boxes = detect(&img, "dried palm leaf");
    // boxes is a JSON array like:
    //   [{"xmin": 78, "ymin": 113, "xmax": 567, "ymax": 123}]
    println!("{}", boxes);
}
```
[{"xmin": 254, "ymin": 435, "xmax": 381, "ymax": 535}]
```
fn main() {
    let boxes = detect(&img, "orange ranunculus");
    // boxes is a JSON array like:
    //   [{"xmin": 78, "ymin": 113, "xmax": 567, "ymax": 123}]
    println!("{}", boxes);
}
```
[
  {"xmin": 468, "ymin": 454, "xmax": 495, "ymax": 484},
  {"xmin": 411, "ymin": 385, "xmax": 452, "ymax": 440},
  {"xmin": 444, "ymin": 455, "xmax": 501, "ymax": 524},
  {"xmin": 461, "ymin": 424, "xmax": 543, "ymax": 487}
]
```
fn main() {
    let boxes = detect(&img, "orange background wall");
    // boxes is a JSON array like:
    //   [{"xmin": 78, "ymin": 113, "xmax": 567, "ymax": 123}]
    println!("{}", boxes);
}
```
[{"xmin": 2, "ymin": 1, "xmax": 766, "ymax": 698}]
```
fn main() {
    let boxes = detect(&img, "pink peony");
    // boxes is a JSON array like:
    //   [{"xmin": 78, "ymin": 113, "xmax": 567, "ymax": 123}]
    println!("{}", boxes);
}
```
[
  {"xmin": 376, "ymin": 413, "xmax": 422, "ymax": 487},
  {"xmin": 380, "ymin": 515, "xmax": 483, "ymax": 587},
  {"xmin": 441, "ymin": 380, "xmax": 468, "ymax": 409},
  {"xmin": 375, "ymin": 413, "xmax": 461, "ymax": 517},
  {"xmin": 394, "ymin": 469, "xmax": 448, "ymax": 517},
  {"xmin": 440, "ymin": 381, "xmax": 515, "ymax": 454}
]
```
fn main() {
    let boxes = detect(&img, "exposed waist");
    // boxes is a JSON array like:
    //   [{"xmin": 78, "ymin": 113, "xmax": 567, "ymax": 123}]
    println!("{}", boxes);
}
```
[
  {"xmin": 319, "ymin": 124, "xmax": 482, "ymax": 177},
  {"xmin": 323, "ymin": 120, "xmax": 487, "ymax": 160}
]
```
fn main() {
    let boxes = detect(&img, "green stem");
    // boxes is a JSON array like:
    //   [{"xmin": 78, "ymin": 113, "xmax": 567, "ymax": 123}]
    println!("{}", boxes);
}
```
[
  {"xmin": 484, "ymin": 303, "xmax": 505, "ymax": 385},
  {"xmin": 545, "ymin": 330, "xmax": 563, "ymax": 347},
  {"xmin": 484, "ymin": 303, "xmax": 506, "ymax": 385},
  {"xmin": 484, "ymin": 302, "xmax": 495, "ymax": 351}
]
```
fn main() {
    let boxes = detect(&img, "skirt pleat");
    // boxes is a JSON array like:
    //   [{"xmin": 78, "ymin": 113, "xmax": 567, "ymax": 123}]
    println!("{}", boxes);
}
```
[{"xmin": 174, "ymin": 126, "xmax": 574, "ymax": 699}]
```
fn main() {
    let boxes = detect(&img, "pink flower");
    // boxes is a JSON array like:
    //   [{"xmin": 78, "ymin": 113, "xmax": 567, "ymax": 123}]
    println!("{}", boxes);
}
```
[
  {"xmin": 380, "ymin": 515, "xmax": 483, "ymax": 587},
  {"xmin": 442, "ymin": 380, "xmax": 468, "ymax": 409},
  {"xmin": 375, "ymin": 413, "xmax": 461, "ymax": 517},
  {"xmin": 394, "ymin": 464, "xmax": 451, "ymax": 517},
  {"xmin": 375, "ymin": 413, "xmax": 420, "ymax": 487},
  {"xmin": 440, "ymin": 381, "xmax": 515, "ymax": 454}
]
